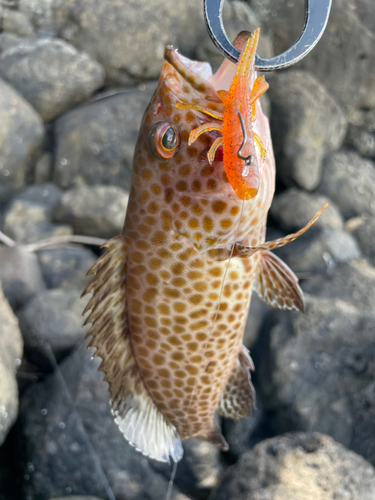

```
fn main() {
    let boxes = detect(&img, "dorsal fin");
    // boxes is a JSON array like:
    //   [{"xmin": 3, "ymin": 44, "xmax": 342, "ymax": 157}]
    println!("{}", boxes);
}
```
[
  {"xmin": 218, "ymin": 346, "xmax": 255, "ymax": 419},
  {"xmin": 254, "ymin": 250, "xmax": 304, "ymax": 312},
  {"xmin": 82, "ymin": 236, "xmax": 183, "ymax": 463}
]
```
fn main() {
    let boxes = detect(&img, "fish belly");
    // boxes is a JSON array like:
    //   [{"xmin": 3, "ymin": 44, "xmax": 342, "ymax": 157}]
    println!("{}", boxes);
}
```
[{"xmin": 126, "ymin": 227, "xmax": 260, "ymax": 440}]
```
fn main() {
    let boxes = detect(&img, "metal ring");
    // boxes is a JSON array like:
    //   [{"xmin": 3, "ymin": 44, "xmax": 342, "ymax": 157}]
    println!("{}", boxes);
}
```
[{"xmin": 204, "ymin": 0, "xmax": 332, "ymax": 71}]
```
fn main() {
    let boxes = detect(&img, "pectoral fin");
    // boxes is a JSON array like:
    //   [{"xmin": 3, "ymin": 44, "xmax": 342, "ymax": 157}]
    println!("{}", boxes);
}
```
[
  {"xmin": 254, "ymin": 250, "xmax": 304, "ymax": 312},
  {"xmin": 83, "ymin": 236, "xmax": 183, "ymax": 463},
  {"xmin": 218, "ymin": 347, "xmax": 255, "ymax": 419}
]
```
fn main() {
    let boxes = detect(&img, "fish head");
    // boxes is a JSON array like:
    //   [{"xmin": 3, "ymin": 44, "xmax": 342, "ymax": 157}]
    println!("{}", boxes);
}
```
[{"xmin": 130, "ymin": 31, "xmax": 275, "ymax": 252}]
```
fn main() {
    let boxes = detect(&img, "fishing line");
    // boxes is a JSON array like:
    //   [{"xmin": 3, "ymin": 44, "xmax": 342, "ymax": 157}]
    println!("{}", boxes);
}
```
[{"xmin": 165, "ymin": 460, "xmax": 178, "ymax": 500}]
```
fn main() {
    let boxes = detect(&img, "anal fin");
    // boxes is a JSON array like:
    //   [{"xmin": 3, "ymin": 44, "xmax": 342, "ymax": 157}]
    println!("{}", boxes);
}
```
[
  {"xmin": 254, "ymin": 250, "xmax": 304, "ymax": 312},
  {"xmin": 83, "ymin": 236, "xmax": 183, "ymax": 463},
  {"xmin": 218, "ymin": 347, "xmax": 255, "ymax": 419}
]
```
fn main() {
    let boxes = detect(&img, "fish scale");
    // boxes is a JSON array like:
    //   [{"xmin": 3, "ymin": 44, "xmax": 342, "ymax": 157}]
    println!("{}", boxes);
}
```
[{"xmin": 83, "ymin": 30, "xmax": 324, "ymax": 463}]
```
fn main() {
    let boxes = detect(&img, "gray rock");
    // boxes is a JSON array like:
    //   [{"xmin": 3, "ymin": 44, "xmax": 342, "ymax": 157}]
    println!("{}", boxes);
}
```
[
  {"xmin": 58, "ymin": 0, "xmax": 205, "ymax": 86},
  {"xmin": 346, "ymin": 126, "xmax": 375, "ymax": 158},
  {"xmin": 270, "ymin": 188, "xmax": 343, "ymax": 231},
  {"xmin": 275, "ymin": 226, "xmax": 361, "ymax": 277},
  {"xmin": 346, "ymin": 215, "xmax": 375, "ymax": 265},
  {"xmin": 10, "ymin": 183, "xmax": 63, "ymax": 215},
  {"xmin": 17, "ymin": 289, "xmax": 89, "ymax": 359},
  {"xmin": 34, "ymin": 153, "xmax": 53, "ymax": 184},
  {"xmin": 50, "ymin": 497, "xmax": 105, "ymax": 500},
  {"xmin": 252, "ymin": 0, "xmax": 375, "ymax": 115},
  {"xmin": 17, "ymin": 347, "xmax": 190, "ymax": 500},
  {"xmin": 303, "ymin": 259, "xmax": 375, "ymax": 314},
  {"xmin": 18, "ymin": 0, "xmax": 71, "ymax": 35},
  {"xmin": 0, "ymin": 78, "xmax": 44, "ymax": 188},
  {"xmin": 268, "ymin": 70, "xmax": 346, "ymax": 190},
  {"xmin": 37, "ymin": 245, "xmax": 97, "ymax": 289},
  {"xmin": 0, "ymin": 7, "xmax": 34, "ymax": 36},
  {"xmin": 52, "ymin": 185, "xmax": 128, "ymax": 239},
  {"xmin": 243, "ymin": 294, "xmax": 269, "ymax": 349},
  {"xmin": 210, "ymin": 432, "xmax": 375, "ymax": 500},
  {"xmin": 318, "ymin": 151, "xmax": 375, "ymax": 219},
  {"xmin": 257, "ymin": 287, "xmax": 375, "ymax": 465},
  {"xmin": 0, "ymin": 246, "xmax": 45, "ymax": 310},
  {"xmin": 53, "ymin": 85, "xmax": 156, "ymax": 190},
  {"xmin": 0, "ymin": 283, "xmax": 23, "ymax": 446},
  {"xmin": 0, "ymin": 37, "xmax": 105, "ymax": 121},
  {"xmin": 3, "ymin": 199, "xmax": 73, "ymax": 245}
]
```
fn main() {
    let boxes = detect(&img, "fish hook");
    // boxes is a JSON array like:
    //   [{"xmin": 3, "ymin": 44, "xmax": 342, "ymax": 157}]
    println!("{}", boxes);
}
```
[
  {"xmin": 204, "ymin": 0, "xmax": 332, "ymax": 70},
  {"xmin": 237, "ymin": 111, "xmax": 253, "ymax": 167}
]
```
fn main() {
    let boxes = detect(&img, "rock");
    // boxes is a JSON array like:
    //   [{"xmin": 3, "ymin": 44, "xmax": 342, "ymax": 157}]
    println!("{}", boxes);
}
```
[
  {"xmin": 270, "ymin": 188, "xmax": 343, "ymax": 231},
  {"xmin": 53, "ymin": 85, "xmax": 156, "ymax": 190},
  {"xmin": 303, "ymin": 259, "xmax": 375, "ymax": 314},
  {"xmin": 196, "ymin": 1, "xmax": 274, "ymax": 72},
  {"xmin": 34, "ymin": 153, "xmax": 53, "ymax": 184},
  {"xmin": 0, "ymin": 247, "xmax": 45, "ymax": 310},
  {"xmin": 268, "ymin": 70, "xmax": 346, "ymax": 190},
  {"xmin": 52, "ymin": 186, "xmax": 128, "ymax": 239},
  {"xmin": 243, "ymin": 294, "xmax": 270, "ymax": 349},
  {"xmin": 318, "ymin": 151, "xmax": 375, "ymax": 219},
  {"xmin": 10, "ymin": 183, "xmax": 63, "ymax": 215},
  {"xmin": 210, "ymin": 432, "xmax": 375, "ymax": 500},
  {"xmin": 17, "ymin": 347, "xmax": 190, "ymax": 500},
  {"xmin": 49, "ymin": 497, "xmax": 105, "ymax": 500},
  {"xmin": 37, "ymin": 246, "xmax": 97, "ymax": 289},
  {"xmin": 347, "ymin": 215, "xmax": 375, "ymax": 265},
  {"xmin": 0, "ymin": 78, "xmax": 44, "ymax": 188},
  {"xmin": 0, "ymin": 37, "xmax": 105, "ymax": 121},
  {"xmin": 346, "ymin": 126, "xmax": 375, "ymax": 158},
  {"xmin": 17, "ymin": 289, "xmax": 89, "ymax": 361},
  {"xmin": 252, "ymin": 0, "xmax": 375, "ymax": 115},
  {"xmin": 3, "ymin": 199, "xmax": 73, "ymax": 245},
  {"xmin": 0, "ymin": 283, "xmax": 23, "ymax": 446},
  {"xmin": 57, "ymin": 0, "xmax": 205, "ymax": 86},
  {"xmin": 0, "ymin": 8, "xmax": 34, "ymax": 36},
  {"xmin": 18, "ymin": 0, "xmax": 71, "ymax": 35},
  {"xmin": 257, "ymin": 289, "xmax": 375, "ymax": 465}
]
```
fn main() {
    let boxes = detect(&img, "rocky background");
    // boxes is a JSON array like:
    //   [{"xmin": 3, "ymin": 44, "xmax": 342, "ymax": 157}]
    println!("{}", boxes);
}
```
[{"xmin": 0, "ymin": 0, "xmax": 375, "ymax": 499}]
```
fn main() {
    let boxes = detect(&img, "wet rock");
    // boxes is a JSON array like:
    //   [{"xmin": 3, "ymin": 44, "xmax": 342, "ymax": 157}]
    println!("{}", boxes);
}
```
[
  {"xmin": 0, "ymin": 247, "xmax": 45, "ymax": 310},
  {"xmin": 243, "ymin": 294, "xmax": 269, "ymax": 349},
  {"xmin": 50, "ymin": 497, "xmax": 105, "ymax": 500},
  {"xmin": 57, "ymin": 0, "xmax": 204, "ymax": 86},
  {"xmin": 10, "ymin": 183, "xmax": 63, "ymax": 215},
  {"xmin": 53, "ymin": 85, "xmax": 155, "ymax": 190},
  {"xmin": 196, "ymin": 1, "xmax": 273, "ymax": 73},
  {"xmin": 52, "ymin": 185, "xmax": 128, "ymax": 239},
  {"xmin": 252, "ymin": 0, "xmax": 375, "ymax": 115},
  {"xmin": 318, "ymin": 151, "xmax": 375, "ymax": 219},
  {"xmin": 268, "ymin": 70, "xmax": 346, "ymax": 190},
  {"xmin": 346, "ymin": 215, "xmax": 375, "ymax": 265},
  {"xmin": 37, "ymin": 246, "xmax": 96, "ymax": 290},
  {"xmin": 270, "ymin": 188, "xmax": 343, "ymax": 231},
  {"xmin": 17, "ymin": 347, "xmax": 190, "ymax": 500},
  {"xmin": 210, "ymin": 432, "xmax": 375, "ymax": 500},
  {"xmin": 0, "ymin": 283, "xmax": 23, "ymax": 446},
  {"xmin": 0, "ymin": 8, "xmax": 34, "ymax": 36},
  {"xmin": 18, "ymin": 0, "xmax": 71, "ymax": 35},
  {"xmin": 0, "ymin": 78, "xmax": 44, "ymax": 188},
  {"xmin": 257, "ymin": 287, "xmax": 375, "ymax": 465},
  {"xmin": 17, "ymin": 289, "xmax": 89, "ymax": 360},
  {"xmin": 0, "ymin": 37, "xmax": 105, "ymax": 121}
]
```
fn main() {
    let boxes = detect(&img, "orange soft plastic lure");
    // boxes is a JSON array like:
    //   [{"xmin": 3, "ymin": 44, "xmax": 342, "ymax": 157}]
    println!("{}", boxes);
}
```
[{"xmin": 176, "ymin": 28, "xmax": 268, "ymax": 200}]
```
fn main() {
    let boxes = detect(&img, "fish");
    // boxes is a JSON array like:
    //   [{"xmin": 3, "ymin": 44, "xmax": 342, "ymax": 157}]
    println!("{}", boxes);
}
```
[{"xmin": 82, "ymin": 29, "xmax": 325, "ymax": 463}]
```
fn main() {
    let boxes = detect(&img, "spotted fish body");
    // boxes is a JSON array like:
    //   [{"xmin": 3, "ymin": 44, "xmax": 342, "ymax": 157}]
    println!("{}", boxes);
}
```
[{"xmin": 83, "ymin": 31, "xmax": 325, "ymax": 463}]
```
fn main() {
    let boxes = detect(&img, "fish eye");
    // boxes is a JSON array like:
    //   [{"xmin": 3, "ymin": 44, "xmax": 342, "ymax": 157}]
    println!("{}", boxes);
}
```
[{"xmin": 149, "ymin": 121, "xmax": 180, "ymax": 160}]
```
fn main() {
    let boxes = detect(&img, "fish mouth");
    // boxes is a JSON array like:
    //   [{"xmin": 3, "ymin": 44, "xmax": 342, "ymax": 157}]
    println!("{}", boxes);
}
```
[{"xmin": 175, "ymin": 31, "xmax": 252, "ymax": 92}]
